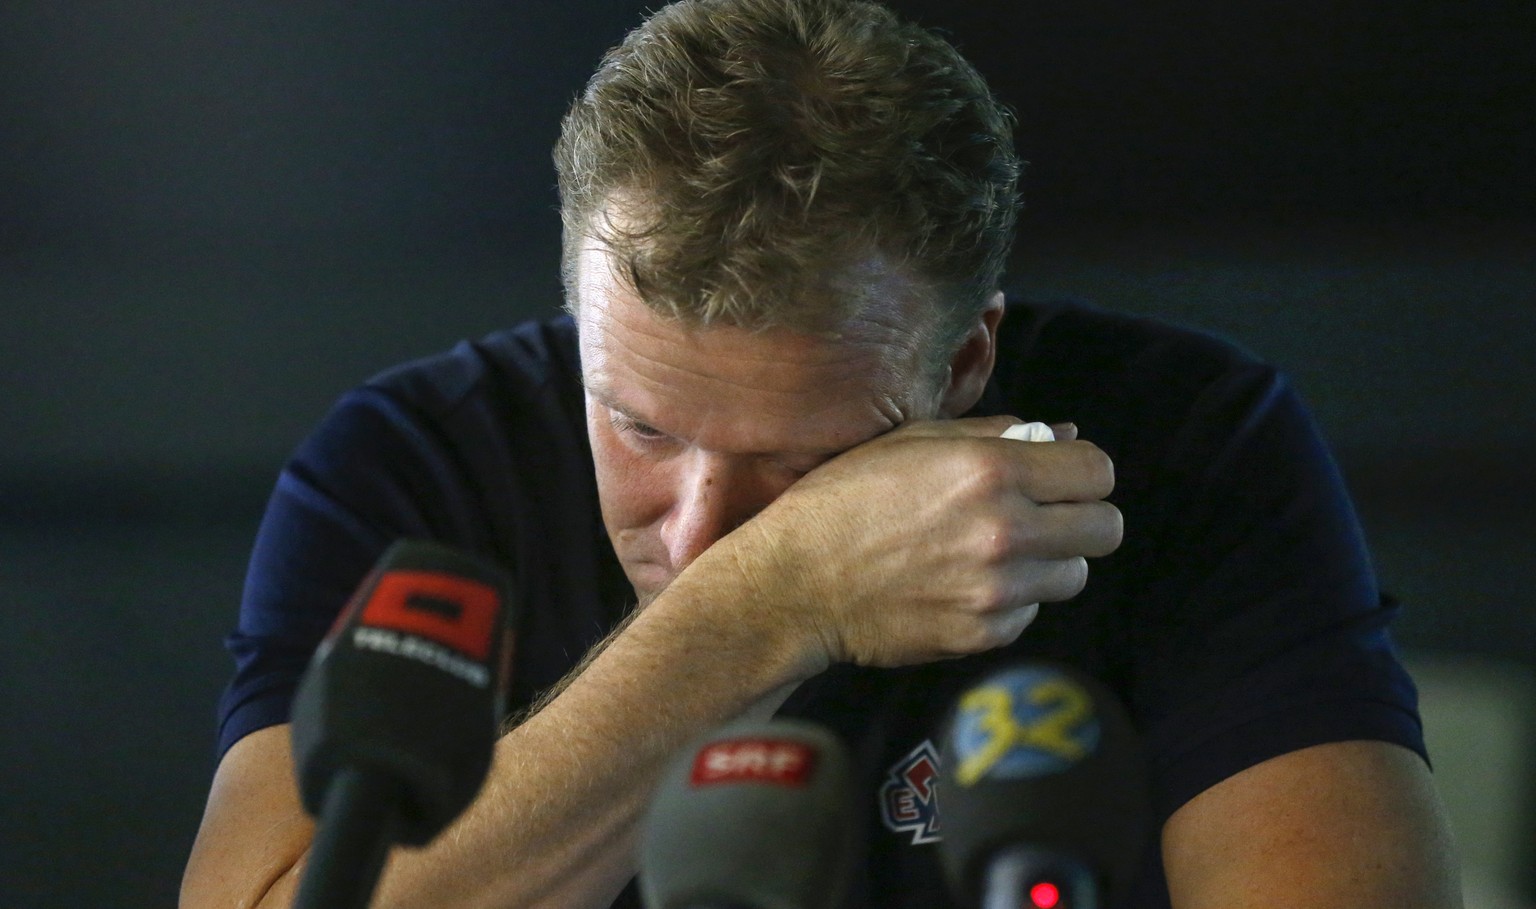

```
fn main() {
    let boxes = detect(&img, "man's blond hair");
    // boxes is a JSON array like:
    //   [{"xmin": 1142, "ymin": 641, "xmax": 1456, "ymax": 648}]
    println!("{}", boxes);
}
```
[{"xmin": 556, "ymin": 0, "xmax": 1020, "ymax": 348}]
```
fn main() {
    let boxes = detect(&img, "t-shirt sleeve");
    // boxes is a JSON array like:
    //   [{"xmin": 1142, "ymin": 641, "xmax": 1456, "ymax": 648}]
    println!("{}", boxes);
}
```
[
  {"xmin": 215, "ymin": 384, "xmax": 489, "ymax": 758},
  {"xmin": 1111, "ymin": 361, "xmax": 1425, "ymax": 822}
]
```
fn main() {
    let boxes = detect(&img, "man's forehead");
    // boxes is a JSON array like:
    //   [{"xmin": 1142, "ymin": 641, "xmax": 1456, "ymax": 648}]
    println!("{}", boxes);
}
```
[
  {"xmin": 579, "ymin": 292, "xmax": 912, "ymax": 395},
  {"xmin": 572, "ymin": 237, "xmax": 941, "ymax": 351}
]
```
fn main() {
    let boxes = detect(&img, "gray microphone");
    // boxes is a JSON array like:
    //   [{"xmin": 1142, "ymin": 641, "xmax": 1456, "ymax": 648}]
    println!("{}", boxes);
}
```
[{"xmin": 639, "ymin": 720, "xmax": 856, "ymax": 909}]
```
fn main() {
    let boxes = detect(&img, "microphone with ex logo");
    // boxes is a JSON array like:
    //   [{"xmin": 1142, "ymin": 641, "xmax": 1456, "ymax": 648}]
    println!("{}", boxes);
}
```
[
  {"xmin": 937, "ymin": 663, "xmax": 1151, "ymax": 909},
  {"xmin": 289, "ymin": 539, "xmax": 518, "ymax": 909},
  {"xmin": 640, "ymin": 719, "xmax": 857, "ymax": 909}
]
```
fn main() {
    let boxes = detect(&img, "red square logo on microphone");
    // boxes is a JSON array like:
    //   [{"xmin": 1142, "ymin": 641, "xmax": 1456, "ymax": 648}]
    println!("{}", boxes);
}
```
[
  {"xmin": 690, "ymin": 739, "xmax": 817, "ymax": 787},
  {"xmin": 359, "ymin": 570, "xmax": 499, "ymax": 661}
]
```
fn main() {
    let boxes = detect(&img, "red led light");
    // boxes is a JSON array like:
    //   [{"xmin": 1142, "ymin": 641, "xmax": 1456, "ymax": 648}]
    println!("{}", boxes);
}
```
[{"xmin": 1029, "ymin": 881, "xmax": 1061, "ymax": 909}]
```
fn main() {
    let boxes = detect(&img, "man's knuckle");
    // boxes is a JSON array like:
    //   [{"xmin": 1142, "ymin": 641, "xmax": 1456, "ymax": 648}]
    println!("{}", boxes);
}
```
[
  {"xmin": 973, "ymin": 576, "xmax": 1014, "ymax": 613},
  {"xmin": 962, "ymin": 451, "xmax": 1010, "ymax": 493},
  {"xmin": 972, "ymin": 515, "xmax": 1017, "ymax": 562},
  {"xmin": 950, "ymin": 618, "xmax": 1001, "ymax": 655}
]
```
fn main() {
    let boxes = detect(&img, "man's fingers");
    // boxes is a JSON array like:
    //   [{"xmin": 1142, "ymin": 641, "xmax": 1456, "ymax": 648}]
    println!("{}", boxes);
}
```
[
  {"xmin": 927, "ymin": 416, "xmax": 1079, "ymax": 443},
  {"xmin": 1048, "ymin": 422, "xmax": 1079, "ymax": 442},
  {"xmin": 1034, "ymin": 556, "xmax": 1091, "ymax": 602},
  {"xmin": 988, "ymin": 439, "xmax": 1116, "ymax": 503},
  {"xmin": 950, "ymin": 556, "xmax": 1088, "ymax": 655},
  {"xmin": 972, "ymin": 500, "xmax": 1120, "ymax": 563},
  {"xmin": 979, "ymin": 557, "xmax": 1091, "ymax": 611},
  {"xmin": 898, "ymin": 414, "xmax": 1025, "ymax": 439},
  {"xmin": 980, "ymin": 601, "xmax": 1042, "ymax": 649},
  {"xmin": 1027, "ymin": 501, "xmax": 1124, "ymax": 559}
]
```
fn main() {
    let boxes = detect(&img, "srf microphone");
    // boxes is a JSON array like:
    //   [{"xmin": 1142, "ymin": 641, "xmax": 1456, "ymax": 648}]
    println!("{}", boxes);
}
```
[
  {"xmin": 640, "ymin": 720, "xmax": 856, "ymax": 909},
  {"xmin": 937, "ymin": 663, "xmax": 1150, "ymax": 909},
  {"xmin": 289, "ymin": 539, "xmax": 517, "ymax": 909}
]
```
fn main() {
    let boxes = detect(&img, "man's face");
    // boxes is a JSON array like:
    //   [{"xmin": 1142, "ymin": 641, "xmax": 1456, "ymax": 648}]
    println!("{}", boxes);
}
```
[{"xmin": 574, "ymin": 242, "xmax": 944, "ymax": 606}]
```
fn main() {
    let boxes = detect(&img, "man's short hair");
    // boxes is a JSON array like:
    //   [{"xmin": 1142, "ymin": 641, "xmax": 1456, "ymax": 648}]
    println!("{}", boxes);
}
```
[{"xmin": 556, "ymin": 0, "xmax": 1021, "ymax": 348}]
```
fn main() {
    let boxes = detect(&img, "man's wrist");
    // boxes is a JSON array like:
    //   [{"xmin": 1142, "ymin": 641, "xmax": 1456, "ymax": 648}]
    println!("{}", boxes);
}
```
[{"xmin": 654, "ymin": 540, "xmax": 831, "ymax": 689}]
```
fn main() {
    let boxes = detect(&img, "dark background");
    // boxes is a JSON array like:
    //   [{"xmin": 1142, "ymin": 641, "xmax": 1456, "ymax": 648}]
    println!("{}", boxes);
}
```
[{"xmin": 2, "ymin": 1, "xmax": 1532, "ymax": 905}]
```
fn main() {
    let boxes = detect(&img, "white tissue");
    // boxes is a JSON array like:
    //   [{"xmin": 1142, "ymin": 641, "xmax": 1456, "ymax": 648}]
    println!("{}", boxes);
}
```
[{"xmin": 1000, "ymin": 421, "xmax": 1056, "ymax": 442}]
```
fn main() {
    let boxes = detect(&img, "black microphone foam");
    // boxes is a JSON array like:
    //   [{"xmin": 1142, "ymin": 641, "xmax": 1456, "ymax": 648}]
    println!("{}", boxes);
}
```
[
  {"xmin": 640, "ymin": 719, "xmax": 857, "ymax": 909},
  {"xmin": 937, "ymin": 663, "xmax": 1151, "ymax": 908},
  {"xmin": 290, "ymin": 538, "xmax": 517, "ymax": 847}
]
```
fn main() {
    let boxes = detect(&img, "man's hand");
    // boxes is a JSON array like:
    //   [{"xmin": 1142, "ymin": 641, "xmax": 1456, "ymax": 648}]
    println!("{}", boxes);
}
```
[{"xmin": 715, "ymin": 414, "xmax": 1123, "ymax": 672}]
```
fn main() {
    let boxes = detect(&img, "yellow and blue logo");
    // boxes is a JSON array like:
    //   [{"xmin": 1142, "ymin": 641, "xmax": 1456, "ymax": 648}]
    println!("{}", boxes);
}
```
[{"xmin": 950, "ymin": 666, "xmax": 1101, "ymax": 787}]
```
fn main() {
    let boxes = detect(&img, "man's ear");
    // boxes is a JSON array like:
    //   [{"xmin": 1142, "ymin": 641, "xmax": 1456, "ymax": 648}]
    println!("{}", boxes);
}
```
[{"xmin": 937, "ymin": 291, "xmax": 1005, "ymax": 418}]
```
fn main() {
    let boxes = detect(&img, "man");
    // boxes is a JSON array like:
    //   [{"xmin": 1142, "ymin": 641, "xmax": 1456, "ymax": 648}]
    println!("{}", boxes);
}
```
[{"xmin": 181, "ymin": 0, "xmax": 1462, "ymax": 906}]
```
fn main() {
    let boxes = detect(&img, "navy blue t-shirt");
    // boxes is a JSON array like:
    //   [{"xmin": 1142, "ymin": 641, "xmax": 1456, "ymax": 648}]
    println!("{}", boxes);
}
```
[{"xmin": 217, "ymin": 299, "xmax": 1424, "ymax": 909}]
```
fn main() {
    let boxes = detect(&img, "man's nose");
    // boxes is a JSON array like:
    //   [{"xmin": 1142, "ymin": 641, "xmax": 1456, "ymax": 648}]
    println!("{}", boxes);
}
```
[{"xmin": 660, "ymin": 450, "xmax": 772, "ymax": 572}]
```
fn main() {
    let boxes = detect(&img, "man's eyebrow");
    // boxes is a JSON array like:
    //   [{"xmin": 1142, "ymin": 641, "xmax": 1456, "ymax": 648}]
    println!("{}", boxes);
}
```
[
  {"xmin": 580, "ymin": 377, "xmax": 650, "ymax": 423},
  {"xmin": 580, "ymin": 374, "xmax": 883, "ymax": 459},
  {"xmin": 579, "ymin": 375, "xmax": 613, "ymax": 404}
]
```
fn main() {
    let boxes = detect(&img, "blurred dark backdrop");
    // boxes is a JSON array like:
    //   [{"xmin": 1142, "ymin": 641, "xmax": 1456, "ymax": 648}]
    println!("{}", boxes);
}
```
[{"xmin": 2, "ymin": 1, "xmax": 1532, "ymax": 906}]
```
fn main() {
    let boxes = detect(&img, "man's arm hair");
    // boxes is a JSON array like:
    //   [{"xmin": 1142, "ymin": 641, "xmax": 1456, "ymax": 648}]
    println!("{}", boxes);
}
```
[{"xmin": 500, "ymin": 607, "xmax": 641, "ymax": 734}]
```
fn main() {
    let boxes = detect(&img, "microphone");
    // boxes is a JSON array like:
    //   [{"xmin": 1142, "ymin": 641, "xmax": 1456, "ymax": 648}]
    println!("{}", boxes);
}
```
[
  {"xmin": 639, "ymin": 720, "xmax": 857, "ymax": 909},
  {"xmin": 937, "ymin": 663, "xmax": 1151, "ymax": 909},
  {"xmin": 289, "ymin": 539, "xmax": 517, "ymax": 909}
]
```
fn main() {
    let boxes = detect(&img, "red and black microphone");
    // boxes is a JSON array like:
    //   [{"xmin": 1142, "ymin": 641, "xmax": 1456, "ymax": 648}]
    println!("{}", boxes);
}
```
[
  {"xmin": 290, "ymin": 539, "xmax": 517, "ymax": 909},
  {"xmin": 937, "ymin": 663, "xmax": 1151, "ymax": 909}
]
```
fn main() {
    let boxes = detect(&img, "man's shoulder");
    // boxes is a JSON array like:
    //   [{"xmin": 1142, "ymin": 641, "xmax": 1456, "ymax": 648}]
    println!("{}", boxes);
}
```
[
  {"xmin": 997, "ymin": 297, "xmax": 1269, "ymax": 394},
  {"xmin": 281, "ymin": 312, "xmax": 589, "ymax": 527},
  {"xmin": 989, "ymin": 298, "xmax": 1297, "ymax": 497},
  {"xmin": 358, "ymin": 313, "xmax": 581, "ymax": 421},
  {"xmin": 992, "ymin": 298, "xmax": 1278, "ymax": 430}
]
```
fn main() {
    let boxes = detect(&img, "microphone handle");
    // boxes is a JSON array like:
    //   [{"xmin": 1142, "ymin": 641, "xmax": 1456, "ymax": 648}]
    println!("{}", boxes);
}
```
[
  {"xmin": 983, "ymin": 846, "xmax": 1098, "ymax": 909},
  {"xmin": 293, "ymin": 766, "xmax": 404, "ymax": 909}
]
